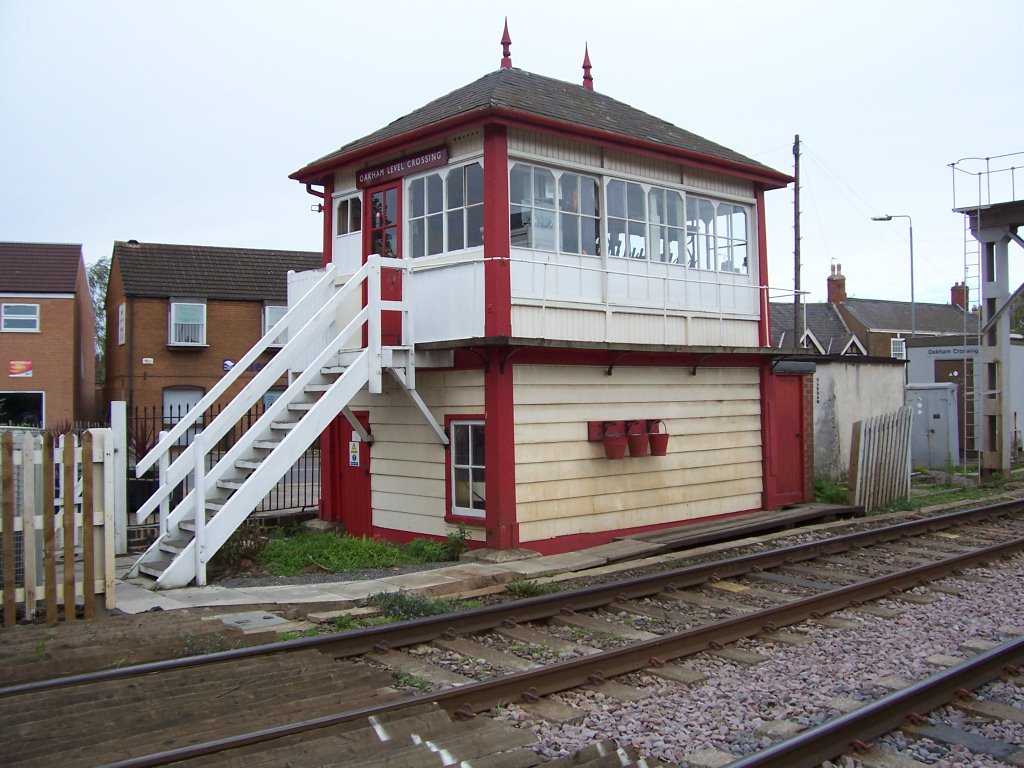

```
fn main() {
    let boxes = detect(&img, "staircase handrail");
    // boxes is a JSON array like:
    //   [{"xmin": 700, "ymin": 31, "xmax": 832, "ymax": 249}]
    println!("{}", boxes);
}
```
[
  {"xmin": 135, "ymin": 262, "xmax": 343, "ymax": 477},
  {"xmin": 132, "ymin": 255, "xmax": 405, "ymax": 525},
  {"xmin": 131, "ymin": 262, "xmax": 360, "ymax": 523},
  {"xmin": 157, "ymin": 311, "xmax": 369, "ymax": 534}
]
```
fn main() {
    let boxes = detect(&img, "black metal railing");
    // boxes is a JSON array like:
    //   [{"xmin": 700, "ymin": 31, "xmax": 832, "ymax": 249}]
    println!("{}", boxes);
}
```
[{"xmin": 126, "ymin": 403, "xmax": 319, "ymax": 518}]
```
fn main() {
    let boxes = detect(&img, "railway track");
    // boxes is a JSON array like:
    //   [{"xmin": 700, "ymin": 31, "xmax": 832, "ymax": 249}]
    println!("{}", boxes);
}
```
[{"xmin": 3, "ymin": 500, "xmax": 1024, "ymax": 767}]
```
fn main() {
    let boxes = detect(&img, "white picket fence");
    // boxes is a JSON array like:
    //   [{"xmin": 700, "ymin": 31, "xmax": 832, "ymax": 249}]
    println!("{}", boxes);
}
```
[
  {"xmin": 848, "ymin": 407, "xmax": 913, "ymax": 512},
  {"xmin": 0, "ymin": 430, "xmax": 117, "ymax": 626}
]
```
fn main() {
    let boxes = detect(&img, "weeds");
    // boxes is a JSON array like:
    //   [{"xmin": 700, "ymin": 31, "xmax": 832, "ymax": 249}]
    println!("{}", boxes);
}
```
[
  {"xmin": 504, "ymin": 577, "xmax": 560, "ymax": 598},
  {"xmin": 279, "ymin": 627, "xmax": 320, "ymax": 641},
  {"xmin": 813, "ymin": 475, "xmax": 848, "ymax": 504},
  {"xmin": 367, "ymin": 591, "xmax": 461, "ymax": 620},
  {"xmin": 394, "ymin": 672, "xmax": 432, "ymax": 691}
]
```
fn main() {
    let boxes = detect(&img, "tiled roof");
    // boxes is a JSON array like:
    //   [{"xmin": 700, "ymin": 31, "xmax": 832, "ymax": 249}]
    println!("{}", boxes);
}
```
[
  {"xmin": 295, "ymin": 67, "xmax": 788, "ymax": 183},
  {"xmin": 113, "ymin": 241, "xmax": 323, "ymax": 301},
  {"xmin": 841, "ymin": 298, "xmax": 970, "ymax": 335},
  {"xmin": 770, "ymin": 302, "xmax": 859, "ymax": 354},
  {"xmin": 0, "ymin": 242, "xmax": 83, "ymax": 293}
]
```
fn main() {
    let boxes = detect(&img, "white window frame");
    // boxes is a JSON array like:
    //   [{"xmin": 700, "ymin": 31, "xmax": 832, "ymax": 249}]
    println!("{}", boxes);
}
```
[
  {"xmin": 263, "ymin": 305, "xmax": 288, "ymax": 347},
  {"xmin": 891, "ymin": 337, "xmax": 907, "ymax": 360},
  {"xmin": 510, "ymin": 162, "xmax": 601, "ymax": 257},
  {"xmin": 335, "ymin": 195, "xmax": 362, "ymax": 237},
  {"xmin": 1, "ymin": 303, "xmax": 40, "ymax": 332},
  {"xmin": 168, "ymin": 300, "xmax": 207, "ymax": 346},
  {"xmin": 0, "ymin": 390, "xmax": 44, "ymax": 427},
  {"xmin": 407, "ymin": 161, "xmax": 484, "ymax": 258},
  {"xmin": 117, "ymin": 302, "xmax": 126, "ymax": 346},
  {"xmin": 450, "ymin": 419, "xmax": 485, "ymax": 518}
]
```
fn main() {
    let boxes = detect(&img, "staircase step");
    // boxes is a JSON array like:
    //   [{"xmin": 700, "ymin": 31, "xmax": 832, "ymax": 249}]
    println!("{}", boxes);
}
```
[
  {"xmin": 159, "ymin": 537, "xmax": 192, "ymax": 554},
  {"xmin": 270, "ymin": 420, "xmax": 298, "ymax": 430},
  {"xmin": 254, "ymin": 440, "xmax": 281, "ymax": 450},
  {"xmin": 304, "ymin": 384, "xmax": 331, "ymax": 393},
  {"xmin": 235, "ymin": 459, "xmax": 262, "ymax": 470},
  {"xmin": 288, "ymin": 402, "xmax": 314, "ymax": 412},
  {"xmin": 138, "ymin": 558, "xmax": 173, "ymax": 579},
  {"xmin": 218, "ymin": 479, "xmax": 244, "ymax": 490}
]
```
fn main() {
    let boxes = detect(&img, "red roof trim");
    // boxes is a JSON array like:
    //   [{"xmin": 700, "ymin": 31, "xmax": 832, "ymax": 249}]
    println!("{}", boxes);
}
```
[{"xmin": 291, "ymin": 107, "xmax": 792, "ymax": 190}]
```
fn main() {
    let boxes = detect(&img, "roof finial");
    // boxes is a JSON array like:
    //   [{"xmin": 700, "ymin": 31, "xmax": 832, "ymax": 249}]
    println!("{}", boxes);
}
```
[
  {"xmin": 500, "ymin": 18, "xmax": 512, "ymax": 69},
  {"xmin": 582, "ymin": 43, "xmax": 593, "ymax": 90}
]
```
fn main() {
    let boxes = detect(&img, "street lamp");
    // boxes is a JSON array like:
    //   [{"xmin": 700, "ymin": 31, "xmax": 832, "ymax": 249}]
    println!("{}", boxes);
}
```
[{"xmin": 871, "ymin": 214, "xmax": 915, "ymax": 338}]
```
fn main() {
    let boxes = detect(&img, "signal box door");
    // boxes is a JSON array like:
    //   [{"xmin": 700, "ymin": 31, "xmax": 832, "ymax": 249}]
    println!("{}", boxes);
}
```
[{"xmin": 365, "ymin": 183, "xmax": 403, "ymax": 346}]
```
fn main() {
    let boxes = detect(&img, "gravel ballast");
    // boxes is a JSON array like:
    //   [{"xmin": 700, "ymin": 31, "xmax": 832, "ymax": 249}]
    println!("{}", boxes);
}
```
[{"xmin": 496, "ymin": 557, "xmax": 1024, "ymax": 766}]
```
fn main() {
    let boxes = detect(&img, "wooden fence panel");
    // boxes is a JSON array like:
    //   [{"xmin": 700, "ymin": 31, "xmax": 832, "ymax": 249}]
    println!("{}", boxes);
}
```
[
  {"xmin": 848, "ymin": 407, "xmax": 912, "ymax": 512},
  {"xmin": 0, "ymin": 429, "xmax": 116, "ymax": 626}
]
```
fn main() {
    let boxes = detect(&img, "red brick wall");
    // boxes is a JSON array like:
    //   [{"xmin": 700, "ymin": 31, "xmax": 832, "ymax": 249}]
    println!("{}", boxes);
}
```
[
  {"xmin": 2, "ymin": 296, "xmax": 76, "ymax": 426},
  {"xmin": 103, "ymin": 273, "xmax": 287, "ymax": 415}
]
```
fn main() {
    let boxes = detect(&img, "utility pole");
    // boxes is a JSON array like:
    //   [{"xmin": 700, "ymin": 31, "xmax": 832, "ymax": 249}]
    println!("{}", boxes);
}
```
[{"xmin": 793, "ymin": 134, "xmax": 802, "ymax": 349}]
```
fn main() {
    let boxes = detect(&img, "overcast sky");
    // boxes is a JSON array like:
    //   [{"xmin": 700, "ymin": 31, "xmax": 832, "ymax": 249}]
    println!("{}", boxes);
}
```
[{"xmin": 2, "ymin": 0, "xmax": 1021, "ymax": 305}]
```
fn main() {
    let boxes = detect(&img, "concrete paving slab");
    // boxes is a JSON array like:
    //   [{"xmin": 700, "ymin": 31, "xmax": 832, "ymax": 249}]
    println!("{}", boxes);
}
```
[
  {"xmin": 230, "ymin": 584, "xmax": 349, "ymax": 604},
  {"xmin": 114, "ymin": 581, "xmax": 195, "ymax": 614},
  {"xmin": 207, "ymin": 610, "xmax": 292, "ymax": 634}
]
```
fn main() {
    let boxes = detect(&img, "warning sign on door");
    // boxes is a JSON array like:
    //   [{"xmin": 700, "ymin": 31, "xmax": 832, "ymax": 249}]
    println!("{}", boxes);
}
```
[{"xmin": 348, "ymin": 441, "xmax": 360, "ymax": 467}]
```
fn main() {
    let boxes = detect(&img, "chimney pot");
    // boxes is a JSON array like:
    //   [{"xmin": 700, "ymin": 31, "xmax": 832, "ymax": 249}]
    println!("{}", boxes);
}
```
[{"xmin": 827, "ymin": 264, "xmax": 847, "ymax": 304}]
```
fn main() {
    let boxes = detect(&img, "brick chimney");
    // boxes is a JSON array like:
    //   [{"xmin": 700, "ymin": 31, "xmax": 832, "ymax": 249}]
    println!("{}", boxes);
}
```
[
  {"xmin": 827, "ymin": 263, "xmax": 847, "ymax": 304},
  {"xmin": 951, "ymin": 281, "xmax": 969, "ymax": 310}
]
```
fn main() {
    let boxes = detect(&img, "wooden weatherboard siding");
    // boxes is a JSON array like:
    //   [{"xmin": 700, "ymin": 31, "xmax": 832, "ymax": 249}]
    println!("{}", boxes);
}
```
[
  {"xmin": 351, "ymin": 369, "xmax": 485, "ymax": 540},
  {"xmin": 513, "ymin": 364, "xmax": 762, "ymax": 543}
]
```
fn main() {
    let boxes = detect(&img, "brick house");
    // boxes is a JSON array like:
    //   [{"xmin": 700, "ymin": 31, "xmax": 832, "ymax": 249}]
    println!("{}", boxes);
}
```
[
  {"xmin": 103, "ymin": 241, "xmax": 321, "ymax": 421},
  {"xmin": 826, "ymin": 263, "xmax": 971, "ymax": 358},
  {"xmin": 0, "ymin": 242, "xmax": 96, "ymax": 427}
]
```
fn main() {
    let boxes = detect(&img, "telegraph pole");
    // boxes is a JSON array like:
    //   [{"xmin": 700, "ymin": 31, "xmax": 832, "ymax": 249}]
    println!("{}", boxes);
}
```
[{"xmin": 793, "ymin": 134, "xmax": 802, "ymax": 349}]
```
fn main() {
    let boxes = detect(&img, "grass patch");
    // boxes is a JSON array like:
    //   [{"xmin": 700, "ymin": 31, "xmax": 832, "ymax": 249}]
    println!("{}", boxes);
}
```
[
  {"xmin": 279, "ymin": 627, "xmax": 320, "ymax": 641},
  {"xmin": 813, "ymin": 475, "xmax": 848, "ymax": 505},
  {"xmin": 504, "ymin": 577, "xmax": 560, "ymax": 598},
  {"xmin": 254, "ymin": 528, "xmax": 467, "ymax": 577}
]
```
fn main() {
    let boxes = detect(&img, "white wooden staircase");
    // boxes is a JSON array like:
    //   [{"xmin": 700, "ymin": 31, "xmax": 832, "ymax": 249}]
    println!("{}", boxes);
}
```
[{"xmin": 126, "ymin": 256, "xmax": 447, "ymax": 589}]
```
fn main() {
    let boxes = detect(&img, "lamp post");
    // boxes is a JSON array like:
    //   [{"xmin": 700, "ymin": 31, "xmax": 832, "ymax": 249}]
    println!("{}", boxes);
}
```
[{"xmin": 871, "ymin": 214, "xmax": 915, "ymax": 338}]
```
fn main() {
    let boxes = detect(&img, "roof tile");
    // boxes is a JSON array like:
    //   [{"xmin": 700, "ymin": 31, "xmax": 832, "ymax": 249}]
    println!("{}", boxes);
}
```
[
  {"xmin": 0, "ymin": 242, "xmax": 83, "ymax": 293},
  {"xmin": 113, "ymin": 242, "xmax": 322, "ymax": 302}
]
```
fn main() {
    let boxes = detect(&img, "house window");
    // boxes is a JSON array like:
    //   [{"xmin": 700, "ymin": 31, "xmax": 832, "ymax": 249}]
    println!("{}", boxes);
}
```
[
  {"xmin": 169, "ymin": 301, "xmax": 206, "ymax": 346},
  {"xmin": 450, "ymin": 420, "xmax": 485, "ymax": 517},
  {"xmin": 1, "ymin": 303, "xmax": 40, "ymax": 332},
  {"xmin": 335, "ymin": 196, "xmax": 361, "ymax": 236},
  {"xmin": 0, "ymin": 391, "xmax": 43, "ymax": 427},
  {"xmin": 685, "ymin": 197, "xmax": 749, "ymax": 274},
  {"xmin": 408, "ymin": 162, "xmax": 483, "ymax": 258},
  {"xmin": 510, "ymin": 163, "xmax": 600, "ymax": 256},
  {"xmin": 263, "ymin": 305, "xmax": 288, "ymax": 347},
  {"xmin": 117, "ymin": 303, "xmax": 126, "ymax": 346},
  {"xmin": 891, "ymin": 337, "xmax": 907, "ymax": 360}
]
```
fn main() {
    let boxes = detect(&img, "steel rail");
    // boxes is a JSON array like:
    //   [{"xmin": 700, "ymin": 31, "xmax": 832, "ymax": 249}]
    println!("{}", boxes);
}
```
[
  {"xmin": 4, "ymin": 497, "xmax": 1023, "ymax": 699},
  {"xmin": 95, "ymin": 533, "xmax": 1024, "ymax": 768},
  {"xmin": 726, "ymin": 634, "xmax": 1024, "ymax": 768}
]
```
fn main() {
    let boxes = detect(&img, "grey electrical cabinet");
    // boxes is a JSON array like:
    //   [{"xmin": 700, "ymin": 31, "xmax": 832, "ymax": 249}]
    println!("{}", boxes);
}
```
[{"xmin": 906, "ymin": 383, "xmax": 960, "ymax": 469}]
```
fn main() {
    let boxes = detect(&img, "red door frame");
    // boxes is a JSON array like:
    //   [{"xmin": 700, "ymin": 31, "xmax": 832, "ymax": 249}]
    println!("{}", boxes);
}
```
[
  {"xmin": 363, "ymin": 181, "xmax": 403, "ymax": 346},
  {"xmin": 763, "ymin": 372, "xmax": 808, "ymax": 508}
]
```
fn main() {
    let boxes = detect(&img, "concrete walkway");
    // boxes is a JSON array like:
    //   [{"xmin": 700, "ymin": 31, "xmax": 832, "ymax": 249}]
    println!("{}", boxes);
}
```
[{"xmin": 114, "ymin": 538, "xmax": 664, "ymax": 615}]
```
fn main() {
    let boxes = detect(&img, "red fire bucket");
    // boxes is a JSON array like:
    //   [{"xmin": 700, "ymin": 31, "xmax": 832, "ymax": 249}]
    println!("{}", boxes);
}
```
[
  {"xmin": 627, "ymin": 421, "xmax": 649, "ymax": 458},
  {"xmin": 649, "ymin": 419, "xmax": 670, "ymax": 456}
]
